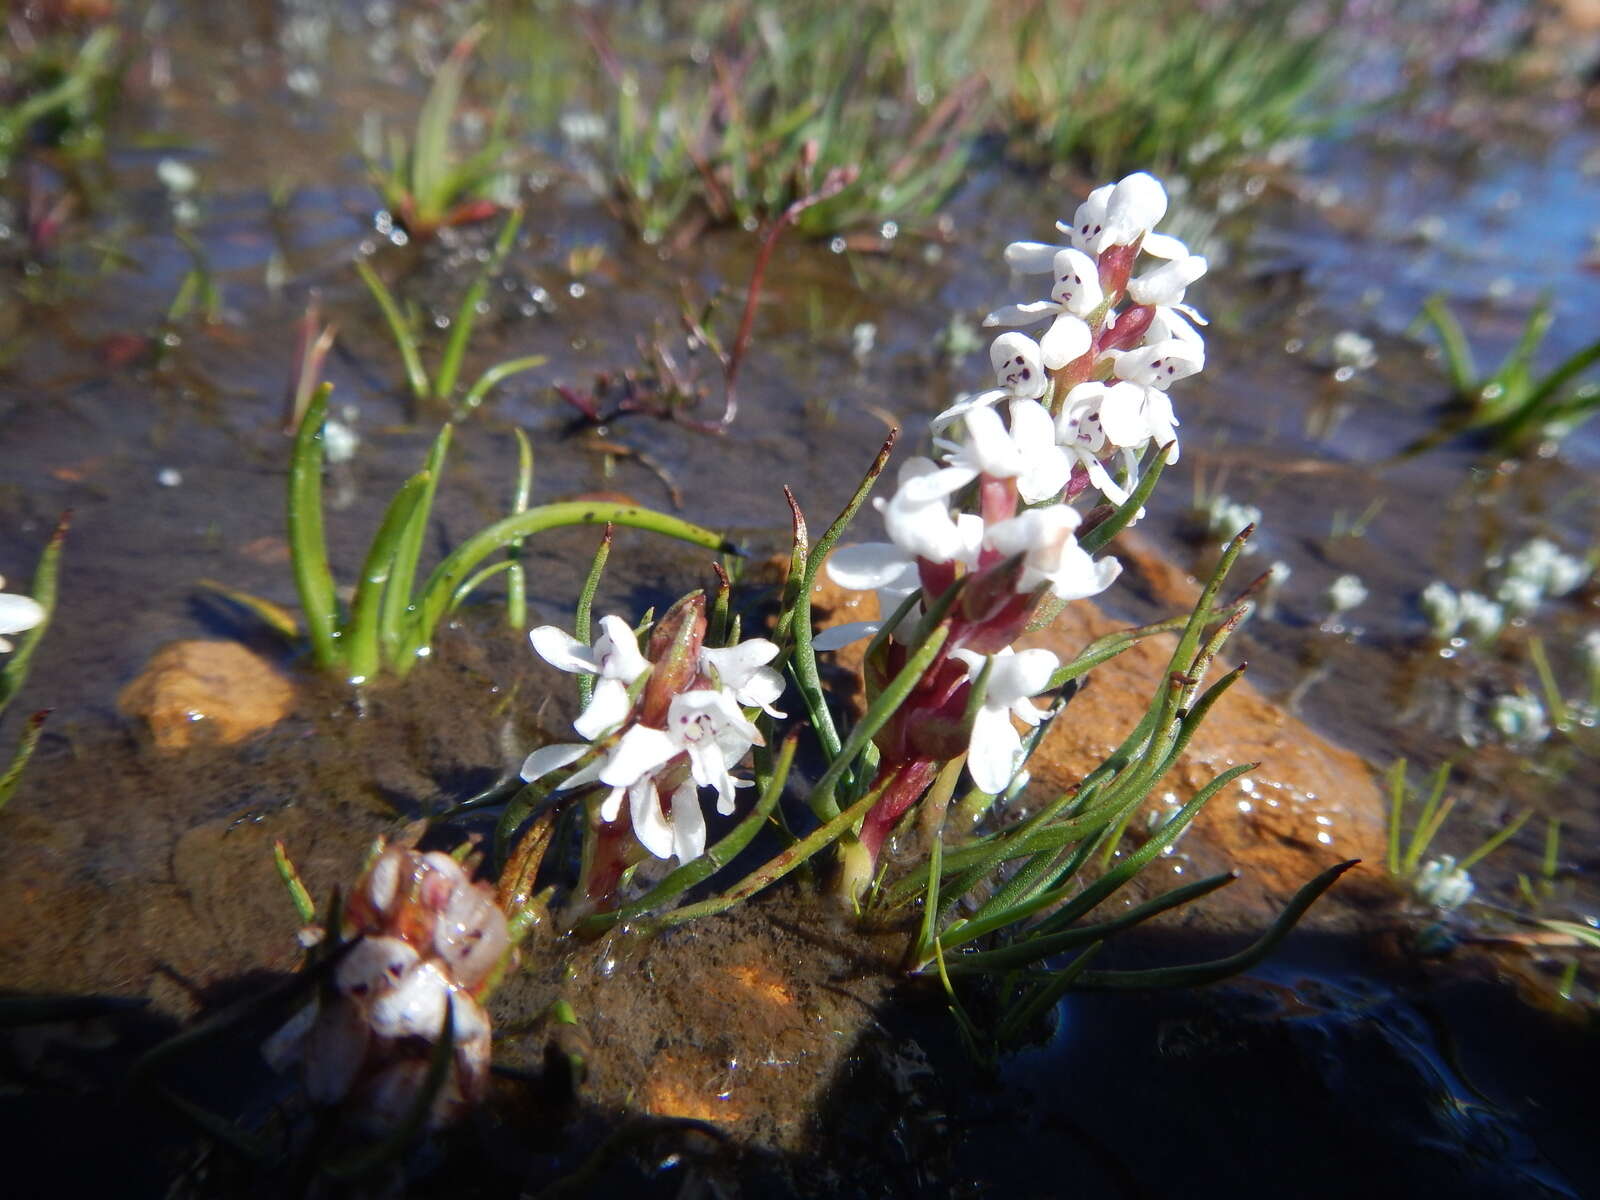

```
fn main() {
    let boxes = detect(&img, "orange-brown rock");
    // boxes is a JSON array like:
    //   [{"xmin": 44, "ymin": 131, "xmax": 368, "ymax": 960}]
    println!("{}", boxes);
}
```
[
  {"xmin": 118, "ymin": 640, "xmax": 295, "ymax": 749},
  {"xmin": 811, "ymin": 549, "xmax": 1391, "ymax": 933}
]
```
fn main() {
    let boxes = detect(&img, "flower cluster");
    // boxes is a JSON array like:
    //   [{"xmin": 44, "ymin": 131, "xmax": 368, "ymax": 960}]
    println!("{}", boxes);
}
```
[
  {"xmin": 819, "ymin": 173, "xmax": 1207, "ymax": 871},
  {"xmin": 265, "ymin": 844, "xmax": 510, "ymax": 1131},
  {"xmin": 521, "ymin": 593, "xmax": 783, "ymax": 895}
]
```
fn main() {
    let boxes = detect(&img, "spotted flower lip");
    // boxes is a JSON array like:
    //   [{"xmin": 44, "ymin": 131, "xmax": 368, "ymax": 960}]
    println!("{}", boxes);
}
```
[{"xmin": 932, "ymin": 333, "xmax": 1048, "ymax": 430}]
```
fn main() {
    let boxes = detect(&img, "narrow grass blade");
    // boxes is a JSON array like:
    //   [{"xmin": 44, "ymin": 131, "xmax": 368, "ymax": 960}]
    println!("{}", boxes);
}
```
[
  {"xmin": 288, "ymin": 385, "xmax": 342, "ymax": 669},
  {"xmin": 379, "ymin": 425, "xmax": 453, "ymax": 670},
  {"xmin": 156, "ymin": 1086, "xmax": 277, "ymax": 1165},
  {"xmin": 1457, "ymin": 809, "xmax": 1532, "ymax": 872},
  {"xmin": 458, "ymin": 355, "xmax": 547, "ymax": 415},
  {"xmin": 347, "ymin": 472, "xmax": 433, "ymax": 683},
  {"xmin": 411, "ymin": 25, "xmax": 486, "ymax": 224},
  {"xmin": 643, "ymin": 773, "xmax": 886, "ymax": 933},
  {"xmin": 401, "ymin": 501, "xmax": 733, "ymax": 675},
  {"xmin": 1068, "ymin": 860, "xmax": 1358, "ymax": 990},
  {"xmin": 995, "ymin": 942, "xmax": 1104, "ymax": 1045},
  {"xmin": 1030, "ymin": 761, "xmax": 1257, "ymax": 938},
  {"xmin": 942, "ymin": 872, "xmax": 1238, "ymax": 975},
  {"xmin": 0, "ymin": 510, "xmax": 66, "ymax": 712},
  {"xmin": 573, "ymin": 525, "xmax": 614, "ymax": 710},
  {"xmin": 575, "ymin": 732, "xmax": 798, "ymax": 937},
  {"xmin": 1419, "ymin": 295, "xmax": 1477, "ymax": 395},
  {"xmin": 804, "ymin": 615, "xmax": 953, "ymax": 819},
  {"xmin": 272, "ymin": 839, "xmax": 317, "ymax": 925},
  {"xmin": 0, "ymin": 710, "xmax": 49, "ymax": 813},
  {"xmin": 434, "ymin": 207, "xmax": 523, "ymax": 402},
  {"xmin": 505, "ymin": 427, "xmax": 534, "ymax": 630},
  {"xmin": 355, "ymin": 259, "xmax": 430, "ymax": 403},
  {"xmin": 1386, "ymin": 758, "xmax": 1407, "ymax": 877}
]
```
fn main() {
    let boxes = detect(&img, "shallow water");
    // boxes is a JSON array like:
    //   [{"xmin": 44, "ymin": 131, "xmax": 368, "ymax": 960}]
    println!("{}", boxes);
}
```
[{"xmin": 2, "ymin": 2, "xmax": 1597, "ymax": 1195}]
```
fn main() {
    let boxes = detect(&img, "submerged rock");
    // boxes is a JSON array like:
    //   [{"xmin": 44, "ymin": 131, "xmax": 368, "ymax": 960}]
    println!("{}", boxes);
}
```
[{"xmin": 117, "ymin": 640, "xmax": 295, "ymax": 749}]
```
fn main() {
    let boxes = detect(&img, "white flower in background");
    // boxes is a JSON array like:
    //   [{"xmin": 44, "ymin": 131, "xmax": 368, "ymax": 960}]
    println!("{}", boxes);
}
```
[
  {"xmin": 1330, "ymin": 330, "xmax": 1377, "ymax": 380},
  {"xmin": 1325, "ymin": 574, "xmax": 1367, "ymax": 617},
  {"xmin": 1504, "ymin": 537, "xmax": 1588, "ymax": 599},
  {"xmin": 1490, "ymin": 693, "xmax": 1548, "ymax": 746},
  {"xmin": 952, "ymin": 646, "xmax": 1061, "ymax": 793},
  {"xmin": 936, "ymin": 400, "xmax": 1072, "ymax": 504},
  {"xmin": 0, "ymin": 576, "xmax": 44, "ymax": 654},
  {"xmin": 1414, "ymin": 855, "xmax": 1474, "ymax": 910},
  {"xmin": 933, "ymin": 332, "xmax": 1049, "ymax": 430},
  {"xmin": 1457, "ymin": 592, "xmax": 1503, "ymax": 643},
  {"xmin": 1066, "ymin": 171, "xmax": 1169, "ymax": 255},
  {"xmin": 1419, "ymin": 581, "xmax": 1461, "ymax": 640},
  {"xmin": 1495, "ymin": 575, "xmax": 1543, "ymax": 619},
  {"xmin": 983, "ymin": 506, "xmax": 1121, "ymax": 601},
  {"xmin": 529, "ymin": 615, "xmax": 649, "ymax": 739}
]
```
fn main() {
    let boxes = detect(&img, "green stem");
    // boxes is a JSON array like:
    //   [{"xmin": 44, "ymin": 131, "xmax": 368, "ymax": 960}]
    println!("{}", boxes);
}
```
[
  {"xmin": 355, "ymin": 259, "xmax": 430, "ymax": 403},
  {"xmin": 288, "ymin": 385, "xmax": 342, "ymax": 668},
  {"xmin": 398, "ymin": 502, "xmax": 733, "ymax": 674}
]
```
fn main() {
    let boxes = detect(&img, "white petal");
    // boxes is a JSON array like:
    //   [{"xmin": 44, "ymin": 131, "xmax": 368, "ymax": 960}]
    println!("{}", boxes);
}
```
[
  {"xmin": 984, "ymin": 300, "xmax": 1059, "ymax": 328},
  {"xmin": 700, "ymin": 639, "xmax": 779, "ymax": 688},
  {"xmin": 1003, "ymin": 240, "xmax": 1060, "ymax": 274},
  {"xmin": 594, "ymin": 615, "xmax": 650, "ymax": 681},
  {"xmin": 669, "ymin": 778, "xmax": 707, "ymax": 863},
  {"xmin": 1127, "ymin": 255, "xmax": 1207, "ymax": 308},
  {"xmin": 629, "ymin": 776, "xmax": 675, "ymax": 860},
  {"xmin": 812, "ymin": 620, "xmax": 882, "ymax": 652},
  {"xmin": 932, "ymin": 388, "xmax": 1005, "ymax": 432},
  {"xmin": 1039, "ymin": 313, "xmax": 1091, "ymax": 369},
  {"xmin": 599, "ymin": 725, "xmax": 679, "ymax": 787},
  {"xmin": 368, "ymin": 961, "xmax": 451, "ymax": 1040},
  {"xmin": 1140, "ymin": 231, "xmax": 1189, "ymax": 260},
  {"xmin": 598, "ymin": 784, "xmax": 625, "ymax": 822},
  {"xmin": 573, "ymin": 677, "xmax": 632, "ymax": 740},
  {"xmin": 520, "ymin": 741, "xmax": 589, "ymax": 783},
  {"xmin": 992, "ymin": 647, "xmax": 1060, "ymax": 705},
  {"xmin": 968, "ymin": 705, "xmax": 1024, "ymax": 795},
  {"xmin": 528, "ymin": 625, "xmax": 597, "ymax": 674},
  {"xmin": 826, "ymin": 544, "xmax": 918, "ymax": 591},
  {"xmin": 1097, "ymin": 381, "xmax": 1156, "ymax": 447}
]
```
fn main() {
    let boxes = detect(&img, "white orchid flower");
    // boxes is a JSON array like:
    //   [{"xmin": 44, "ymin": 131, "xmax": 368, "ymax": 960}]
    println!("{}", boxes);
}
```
[
  {"xmin": 1127, "ymin": 251, "xmax": 1207, "ymax": 308},
  {"xmin": 1109, "ymin": 337, "xmax": 1205, "ymax": 393},
  {"xmin": 936, "ymin": 400, "xmax": 1072, "ymax": 504},
  {"xmin": 1063, "ymin": 172, "xmax": 1169, "ymax": 255},
  {"xmin": 874, "ymin": 456, "xmax": 984, "ymax": 565},
  {"xmin": 983, "ymin": 253, "xmax": 1096, "ymax": 370},
  {"xmin": 932, "ymin": 333, "xmax": 1049, "ymax": 430},
  {"xmin": 952, "ymin": 646, "xmax": 1061, "ymax": 794},
  {"xmin": 1057, "ymin": 382, "xmax": 1141, "ymax": 504},
  {"xmin": 983, "ymin": 506, "xmax": 1122, "ymax": 601},
  {"xmin": 529, "ymin": 615, "xmax": 649, "ymax": 739},
  {"xmin": 0, "ymin": 576, "xmax": 44, "ymax": 654},
  {"xmin": 700, "ymin": 638, "xmax": 786, "ymax": 717}
]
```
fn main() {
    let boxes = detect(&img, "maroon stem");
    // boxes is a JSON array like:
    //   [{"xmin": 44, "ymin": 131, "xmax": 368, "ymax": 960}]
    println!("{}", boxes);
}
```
[{"xmin": 860, "ymin": 758, "xmax": 941, "ymax": 860}]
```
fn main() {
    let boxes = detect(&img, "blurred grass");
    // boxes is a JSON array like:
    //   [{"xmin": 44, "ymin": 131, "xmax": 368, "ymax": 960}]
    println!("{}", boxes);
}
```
[{"xmin": 490, "ymin": 0, "xmax": 1338, "ymax": 244}]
